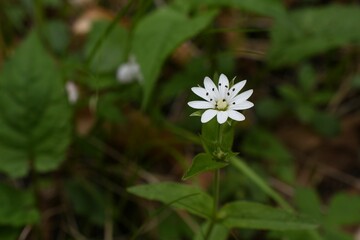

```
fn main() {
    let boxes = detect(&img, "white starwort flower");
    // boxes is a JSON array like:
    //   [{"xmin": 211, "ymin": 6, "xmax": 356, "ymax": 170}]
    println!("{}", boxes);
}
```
[
  {"xmin": 188, "ymin": 74, "xmax": 254, "ymax": 124},
  {"xmin": 116, "ymin": 55, "xmax": 143, "ymax": 84}
]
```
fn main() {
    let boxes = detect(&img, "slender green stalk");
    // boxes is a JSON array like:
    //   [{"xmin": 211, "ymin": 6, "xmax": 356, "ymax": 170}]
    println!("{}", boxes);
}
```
[{"xmin": 204, "ymin": 169, "xmax": 220, "ymax": 240}]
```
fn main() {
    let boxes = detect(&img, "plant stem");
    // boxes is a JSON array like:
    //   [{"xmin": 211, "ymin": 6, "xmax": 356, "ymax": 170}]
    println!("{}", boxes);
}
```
[{"xmin": 204, "ymin": 168, "xmax": 220, "ymax": 240}]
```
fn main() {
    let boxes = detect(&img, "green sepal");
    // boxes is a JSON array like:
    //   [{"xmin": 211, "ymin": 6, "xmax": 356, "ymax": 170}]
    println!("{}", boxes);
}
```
[{"xmin": 190, "ymin": 110, "xmax": 204, "ymax": 117}]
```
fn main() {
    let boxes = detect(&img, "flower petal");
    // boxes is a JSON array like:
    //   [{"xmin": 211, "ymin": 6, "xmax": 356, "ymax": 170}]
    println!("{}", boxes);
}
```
[
  {"xmin": 227, "ymin": 110, "xmax": 245, "ymax": 121},
  {"xmin": 201, "ymin": 109, "xmax": 218, "ymax": 123},
  {"xmin": 191, "ymin": 87, "xmax": 209, "ymax": 101},
  {"xmin": 228, "ymin": 80, "xmax": 246, "ymax": 99},
  {"xmin": 231, "ymin": 89, "xmax": 253, "ymax": 104},
  {"xmin": 188, "ymin": 101, "xmax": 213, "ymax": 109},
  {"xmin": 216, "ymin": 111, "xmax": 228, "ymax": 124},
  {"xmin": 204, "ymin": 76, "xmax": 219, "ymax": 98},
  {"xmin": 218, "ymin": 74, "xmax": 229, "ymax": 98},
  {"xmin": 229, "ymin": 101, "xmax": 254, "ymax": 110}
]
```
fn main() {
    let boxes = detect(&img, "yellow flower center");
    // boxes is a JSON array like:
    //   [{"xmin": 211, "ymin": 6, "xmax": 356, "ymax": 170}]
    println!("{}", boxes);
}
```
[{"xmin": 216, "ymin": 99, "xmax": 228, "ymax": 111}]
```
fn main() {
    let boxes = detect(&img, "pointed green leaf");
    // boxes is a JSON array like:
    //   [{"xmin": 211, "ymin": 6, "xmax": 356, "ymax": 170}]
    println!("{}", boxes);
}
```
[
  {"xmin": 128, "ymin": 182, "xmax": 213, "ymax": 218},
  {"xmin": 132, "ymin": 7, "xmax": 217, "ymax": 108},
  {"xmin": 0, "ymin": 184, "xmax": 39, "ymax": 226},
  {"xmin": 326, "ymin": 193, "xmax": 360, "ymax": 226},
  {"xmin": 182, "ymin": 153, "xmax": 228, "ymax": 180},
  {"xmin": 294, "ymin": 188, "xmax": 323, "ymax": 222},
  {"xmin": 85, "ymin": 20, "xmax": 128, "ymax": 73},
  {"xmin": 0, "ymin": 32, "xmax": 71, "ymax": 177},
  {"xmin": 219, "ymin": 201, "xmax": 317, "ymax": 231}
]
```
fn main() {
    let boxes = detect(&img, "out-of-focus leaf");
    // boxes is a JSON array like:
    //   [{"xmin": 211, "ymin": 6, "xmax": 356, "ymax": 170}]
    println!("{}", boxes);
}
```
[
  {"xmin": 65, "ymin": 179, "xmax": 106, "ymax": 225},
  {"xmin": 182, "ymin": 153, "xmax": 228, "ymax": 180},
  {"xmin": 132, "ymin": 7, "xmax": 217, "ymax": 108},
  {"xmin": 128, "ymin": 182, "xmax": 213, "ymax": 219},
  {"xmin": 242, "ymin": 128, "xmax": 294, "ymax": 182},
  {"xmin": 255, "ymin": 98, "xmax": 286, "ymax": 121},
  {"xmin": 160, "ymin": 57, "xmax": 208, "ymax": 102},
  {"xmin": 179, "ymin": 0, "xmax": 286, "ymax": 18},
  {"xmin": 294, "ymin": 188, "xmax": 323, "ymax": 222},
  {"xmin": 0, "ymin": 226, "xmax": 20, "ymax": 240},
  {"xmin": 350, "ymin": 74, "xmax": 360, "ymax": 89},
  {"xmin": 219, "ymin": 201, "xmax": 317, "ymax": 230},
  {"xmin": 298, "ymin": 64, "xmax": 316, "ymax": 93},
  {"xmin": 326, "ymin": 193, "xmax": 360, "ymax": 226},
  {"xmin": 0, "ymin": 32, "xmax": 71, "ymax": 177},
  {"xmin": 295, "ymin": 104, "xmax": 316, "ymax": 123},
  {"xmin": 0, "ymin": 184, "xmax": 39, "ymax": 226},
  {"xmin": 278, "ymin": 84, "xmax": 302, "ymax": 103},
  {"xmin": 311, "ymin": 111, "xmax": 340, "ymax": 137},
  {"xmin": 85, "ymin": 20, "xmax": 128, "ymax": 73},
  {"xmin": 268, "ymin": 5, "xmax": 360, "ymax": 67},
  {"xmin": 310, "ymin": 91, "xmax": 333, "ymax": 105},
  {"xmin": 43, "ymin": 20, "xmax": 70, "ymax": 54},
  {"xmin": 96, "ymin": 92, "xmax": 125, "ymax": 123},
  {"xmin": 324, "ymin": 227, "xmax": 353, "ymax": 240},
  {"xmin": 194, "ymin": 222, "xmax": 229, "ymax": 240},
  {"xmin": 158, "ymin": 212, "xmax": 192, "ymax": 240}
]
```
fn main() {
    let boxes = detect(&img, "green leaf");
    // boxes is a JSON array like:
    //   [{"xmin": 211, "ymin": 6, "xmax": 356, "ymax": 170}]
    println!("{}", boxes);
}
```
[
  {"xmin": 241, "ymin": 128, "xmax": 294, "ymax": 183},
  {"xmin": 229, "ymin": 156, "xmax": 293, "ymax": 211},
  {"xmin": 43, "ymin": 20, "xmax": 70, "ymax": 54},
  {"xmin": 294, "ymin": 188, "xmax": 323, "ymax": 222},
  {"xmin": 180, "ymin": 0, "xmax": 286, "ymax": 18},
  {"xmin": 219, "ymin": 201, "xmax": 317, "ymax": 231},
  {"xmin": 310, "ymin": 111, "xmax": 340, "ymax": 137},
  {"xmin": 132, "ymin": 7, "xmax": 217, "ymax": 108},
  {"xmin": 268, "ymin": 5, "xmax": 360, "ymax": 67},
  {"xmin": 326, "ymin": 193, "xmax": 360, "ymax": 226},
  {"xmin": 158, "ymin": 212, "xmax": 192, "ymax": 240},
  {"xmin": 0, "ymin": 184, "xmax": 39, "ymax": 226},
  {"xmin": 194, "ymin": 222, "xmax": 229, "ymax": 240},
  {"xmin": 128, "ymin": 182, "xmax": 213, "ymax": 218},
  {"xmin": 85, "ymin": 20, "xmax": 128, "ymax": 73},
  {"xmin": 351, "ymin": 74, "xmax": 360, "ymax": 89},
  {"xmin": 298, "ymin": 64, "xmax": 316, "ymax": 93},
  {"xmin": 65, "ymin": 179, "xmax": 106, "ymax": 226},
  {"xmin": 0, "ymin": 32, "xmax": 71, "ymax": 177},
  {"xmin": 255, "ymin": 98, "xmax": 286, "ymax": 121},
  {"xmin": 182, "ymin": 153, "xmax": 228, "ymax": 180},
  {"xmin": 278, "ymin": 84, "xmax": 302, "ymax": 103},
  {"xmin": 0, "ymin": 226, "xmax": 21, "ymax": 240}
]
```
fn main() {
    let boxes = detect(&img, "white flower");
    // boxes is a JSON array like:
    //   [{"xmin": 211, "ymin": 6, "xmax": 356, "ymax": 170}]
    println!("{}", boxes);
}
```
[
  {"xmin": 65, "ymin": 81, "xmax": 79, "ymax": 104},
  {"xmin": 188, "ymin": 74, "xmax": 254, "ymax": 124},
  {"xmin": 116, "ymin": 55, "xmax": 142, "ymax": 83}
]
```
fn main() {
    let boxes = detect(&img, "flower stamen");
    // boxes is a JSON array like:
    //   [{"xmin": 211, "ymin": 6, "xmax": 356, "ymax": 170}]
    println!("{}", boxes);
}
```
[{"xmin": 216, "ymin": 99, "xmax": 228, "ymax": 110}]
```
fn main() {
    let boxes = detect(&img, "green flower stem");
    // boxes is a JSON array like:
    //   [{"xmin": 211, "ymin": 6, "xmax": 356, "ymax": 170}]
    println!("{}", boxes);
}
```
[
  {"xmin": 204, "ymin": 123, "xmax": 223, "ymax": 239},
  {"xmin": 204, "ymin": 168, "xmax": 220, "ymax": 240}
]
